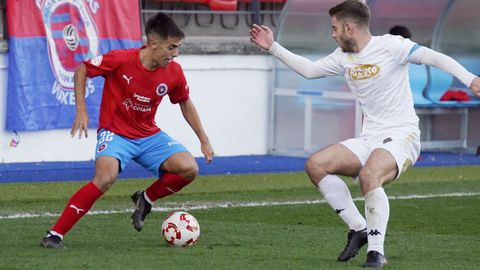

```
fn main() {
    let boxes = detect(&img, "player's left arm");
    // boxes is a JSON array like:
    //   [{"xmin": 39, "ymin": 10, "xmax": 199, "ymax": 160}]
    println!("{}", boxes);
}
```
[
  {"xmin": 179, "ymin": 98, "xmax": 214, "ymax": 163},
  {"xmin": 408, "ymin": 46, "xmax": 480, "ymax": 97}
]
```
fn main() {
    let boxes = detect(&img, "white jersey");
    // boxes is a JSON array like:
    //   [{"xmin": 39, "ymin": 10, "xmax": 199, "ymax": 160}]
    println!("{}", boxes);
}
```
[{"xmin": 270, "ymin": 34, "xmax": 420, "ymax": 137}]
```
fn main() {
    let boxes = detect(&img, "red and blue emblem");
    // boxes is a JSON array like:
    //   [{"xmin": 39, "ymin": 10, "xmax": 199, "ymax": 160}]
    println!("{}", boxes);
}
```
[
  {"xmin": 42, "ymin": 0, "xmax": 99, "ymax": 89},
  {"xmin": 6, "ymin": 0, "xmax": 142, "ymax": 131},
  {"xmin": 156, "ymin": 83, "xmax": 169, "ymax": 96}
]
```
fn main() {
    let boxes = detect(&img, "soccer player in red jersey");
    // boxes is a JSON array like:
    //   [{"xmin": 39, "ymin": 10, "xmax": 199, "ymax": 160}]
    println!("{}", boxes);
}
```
[{"xmin": 40, "ymin": 13, "xmax": 214, "ymax": 248}]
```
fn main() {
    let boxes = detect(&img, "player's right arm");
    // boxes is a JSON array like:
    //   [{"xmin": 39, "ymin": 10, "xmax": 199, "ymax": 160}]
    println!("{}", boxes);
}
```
[
  {"xmin": 71, "ymin": 50, "xmax": 121, "ymax": 139},
  {"xmin": 71, "ymin": 63, "xmax": 89, "ymax": 139},
  {"xmin": 250, "ymin": 24, "xmax": 342, "ymax": 79}
]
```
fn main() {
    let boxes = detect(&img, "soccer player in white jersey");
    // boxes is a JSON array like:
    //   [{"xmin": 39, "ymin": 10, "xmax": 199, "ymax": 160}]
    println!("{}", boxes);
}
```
[{"xmin": 250, "ymin": 0, "xmax": 480, "ymax": 267}]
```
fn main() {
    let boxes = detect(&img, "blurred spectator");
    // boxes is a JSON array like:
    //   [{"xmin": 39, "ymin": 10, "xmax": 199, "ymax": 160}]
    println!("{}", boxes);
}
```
[{"xmin": 389, "ymin": 25, "xmax": 412, "ymax": 39}]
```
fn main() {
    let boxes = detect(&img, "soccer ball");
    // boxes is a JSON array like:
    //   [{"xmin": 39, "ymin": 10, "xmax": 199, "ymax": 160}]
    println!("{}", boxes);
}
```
[{"xmin": 161, "ymin": 211, "xmax": 200, "ymax": 247}]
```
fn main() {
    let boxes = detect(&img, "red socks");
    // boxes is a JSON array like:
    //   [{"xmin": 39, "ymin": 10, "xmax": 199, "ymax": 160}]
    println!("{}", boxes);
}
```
[
  {"xmin": 51, "ymin": 181, "xmax": 103, "ymax": 236},
  {"xmin": 50, "ymin": 174, "xmax": 190, "ymax": 236},
  {"xmin": 145, "ymin": 173, "xmax": 191, "ymax": 202}
]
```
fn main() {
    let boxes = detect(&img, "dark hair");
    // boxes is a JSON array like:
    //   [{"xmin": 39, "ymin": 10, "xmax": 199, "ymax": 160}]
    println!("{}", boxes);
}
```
[
  {"xmin": 329, "ymin": 0, "xmax": 370, "ymax": 28},
  {"xmin": 145, "ymin": 13, "xmax": 185, "ymax": 40},
  {"xmin": 389, "ymin": 25, "xmax": 412, "ymax": 39}
]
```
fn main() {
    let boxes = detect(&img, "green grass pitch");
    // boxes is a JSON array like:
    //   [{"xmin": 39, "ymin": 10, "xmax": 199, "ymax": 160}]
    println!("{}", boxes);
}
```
[{"xmin": 0, "ymin": 166, "xmax": 479, "ymax": 269}]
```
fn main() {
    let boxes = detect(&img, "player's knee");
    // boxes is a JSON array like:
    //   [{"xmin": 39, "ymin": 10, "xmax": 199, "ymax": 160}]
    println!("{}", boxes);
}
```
[
  {"xmin": 305, "ymin": 156, "xmax": 328, "ymax": 185},
  {"xmin": 305, "ymin": 156, "xmax": 322, "ymax": 174},
  {"xmin": 305, "ymin": 156, "xmax": 331, "ymax": 174},
  {"xmin": 358, "ymin": 167, "xmax": 380, "ymax": 194},
  {"xmin": 188, "ymin": 162, "xmax": 199, "ymax": 179},
  {"xmin": 92, "ymin": 173, "xmax": 117, "ymax": 192},
  {"xmin": 358, "ymin": 166, "xmax": 371, "ymax": 182},
  {"xmin": 178, "ymin": 160, "xmax": 199, "ymax": 181}
]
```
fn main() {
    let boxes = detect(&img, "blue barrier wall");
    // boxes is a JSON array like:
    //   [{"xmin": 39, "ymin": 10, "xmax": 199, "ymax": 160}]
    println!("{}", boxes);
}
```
[{"xmin": 1, "ymin": 153, "xmax": 479, "ymax": 184}]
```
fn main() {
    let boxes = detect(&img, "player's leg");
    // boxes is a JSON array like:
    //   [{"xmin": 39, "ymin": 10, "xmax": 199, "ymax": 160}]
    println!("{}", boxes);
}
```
[
  {"xmin": 131, "ymin": 131, "xmax": 196, "ymax": 231},
  {"xmin": 41, "ymin": 129, "xmax": 135, "ymax": 248},
  {"xmin": 148, "ymin": 152, "xmax": 198, "ymax": 197},
  {"xmin": 40, "ymin": 156, "xmax": 119, "ymax": 248},
  {"xmin": 305, "ymin": 142, "xmax": 368, "ymax": 261},
  {"xmin": 360, "ymin": 131, "xmax": 420, "ymax": 267},
  {"xmin": 131, "ymin": 152, "xmax": 197, "ymax": 231},
  {"xmin": 306, "ymin": 143, "xmax": 363, "ymax": 184},
  {"xmin": 359, "ymin": 149, "xmax": 395, "ymax": 267}
]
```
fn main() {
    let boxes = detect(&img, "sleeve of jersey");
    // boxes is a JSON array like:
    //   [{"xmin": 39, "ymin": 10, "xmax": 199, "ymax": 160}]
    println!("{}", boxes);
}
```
[
  {"xmin": 408, "ymin": 46, "xmax": 476, "ymax": 87},
  {"xmin": 168, "ymin": 66, "xmax": 190, "ymax": 104},
  {"xmin": 268, "ymin": 42, "xmax": 343, "ymax": 79},
  {"xmin": 385, "ymin": 34, "xmax": 416, "ymax": 64},
  {"xmin": 83, "ymin": 51, "xmax": 120, "ymax": 77}
]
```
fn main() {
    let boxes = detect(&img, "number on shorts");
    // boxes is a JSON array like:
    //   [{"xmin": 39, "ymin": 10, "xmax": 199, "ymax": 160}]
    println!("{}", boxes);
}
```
[{"xmin": 98, "ymin": 130, "xmax": 114, "ymax": 144}]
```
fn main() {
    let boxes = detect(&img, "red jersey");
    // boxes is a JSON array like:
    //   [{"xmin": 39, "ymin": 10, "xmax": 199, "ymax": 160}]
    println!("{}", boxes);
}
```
[{"xmin": 84, "ymin": 47, "xmax": 189, "ymax": 139}]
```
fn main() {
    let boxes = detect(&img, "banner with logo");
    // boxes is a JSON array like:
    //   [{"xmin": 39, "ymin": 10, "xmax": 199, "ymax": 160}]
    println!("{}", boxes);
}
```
[{"xmin": 6, "ymin": 0, "xmax": 142, "ymax": 131}]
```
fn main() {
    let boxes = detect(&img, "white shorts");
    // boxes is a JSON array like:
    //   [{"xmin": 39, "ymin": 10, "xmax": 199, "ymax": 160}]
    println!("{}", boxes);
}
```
[{"xmin": 340, "ymin": 129, "xmax": 421, "ymax": 179}]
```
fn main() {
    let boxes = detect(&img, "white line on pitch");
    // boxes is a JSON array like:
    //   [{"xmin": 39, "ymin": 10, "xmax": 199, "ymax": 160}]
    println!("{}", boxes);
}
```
[{"xmin": 1, "ymin": 192, "xmax": 479, "ymax": 220}]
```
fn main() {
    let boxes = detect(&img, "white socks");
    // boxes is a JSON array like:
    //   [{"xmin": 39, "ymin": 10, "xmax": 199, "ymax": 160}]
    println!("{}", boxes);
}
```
[
  {"xmin": 365, "ymin": 187, "xmax": 390, "ymax": 255},
  {"xmin": 48, "ymin": 230, "xmax": 64, "ymax": 240},
  {"xmin": 318, "ymin": 175, "xmax": 390, "ymax": 255},
  {"xmin": 143, "ymin": 191, "xmax": 154, "ymax": 205},
  {"xmin": 318, "ymin": 175, "xmax": 366, "ymax": 232}
]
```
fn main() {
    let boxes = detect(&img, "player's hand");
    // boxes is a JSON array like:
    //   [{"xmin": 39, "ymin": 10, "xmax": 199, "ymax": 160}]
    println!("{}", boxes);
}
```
[
  {"xmin": 70, "ymin": 110, "xmax": 89, "ymax": 139},
  {"xmin": 201, "ymin": 140, "xmax": 214, "ymax": 164},
  {"xmin": 250, "ymin": 24, "xmax": 275, "ymax": 51},
  {"xmin": 470, "ymin": 77, "xmax": 480, "ymax": 97}
]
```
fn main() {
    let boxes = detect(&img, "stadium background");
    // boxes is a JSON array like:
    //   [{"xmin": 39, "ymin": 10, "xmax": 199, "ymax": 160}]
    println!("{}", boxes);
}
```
[
  {"xmin": 0, "ymin": 1, "xmax": 479, "ymax": 269},
  {"xmin": 0, "ymin": 0, "xmax": 479, "ymax": 174}
]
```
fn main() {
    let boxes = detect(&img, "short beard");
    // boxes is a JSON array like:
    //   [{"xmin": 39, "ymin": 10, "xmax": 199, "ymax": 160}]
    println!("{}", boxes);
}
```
[{"xmin": 340, "ymin": 37, "xmax": 355, "ymax": 53}]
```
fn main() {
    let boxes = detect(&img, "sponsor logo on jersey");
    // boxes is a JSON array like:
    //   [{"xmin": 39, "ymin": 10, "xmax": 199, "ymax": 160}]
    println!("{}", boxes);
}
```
[
  {"xmin": 349, "ymin": 64, "xmax": 380, "ymax": 80},
  {"xmin": 133, "ymin": 93, "xmax": 151, "ymax": 103},
  {"xmin": 40, "ymin": 0, "xmax": 99, "ymax": 105},
  {"xmin": 156, "ymin": 83, "xmax": 168, "ymax": 96},
  {"xmin": 123, "ymin": 98, "xmax": 152, "ymax": 112}
]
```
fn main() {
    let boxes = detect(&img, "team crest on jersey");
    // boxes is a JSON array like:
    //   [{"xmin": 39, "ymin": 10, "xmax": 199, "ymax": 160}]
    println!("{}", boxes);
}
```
[
  {"xmin": 349, "ymin": 64, "xmax": 380, "ymax": 80},
  {"xmin": 97, "ymin": 143, "xmax": 107, "ymax": 153},
  {"xmin": 156, "ymin": 83, "xmax": 168, "ymax": 96},
  {"xmin": 90, "ymin": 55, "xmax": 103, "ymax": 67},
  {"xmin": 39, "ymin": 0, "xmax": 99, "ymax": 105}
]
